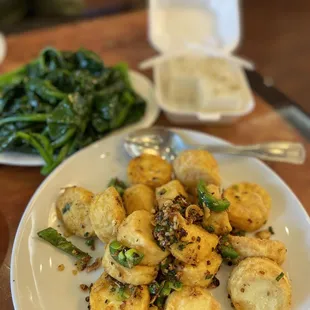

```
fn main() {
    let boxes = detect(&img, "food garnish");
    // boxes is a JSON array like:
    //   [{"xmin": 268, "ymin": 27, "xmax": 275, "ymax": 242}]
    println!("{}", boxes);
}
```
[
  {"xmin": 107, "ymin": 178, "xmax": 127, "ymax": 196},
  {"xmin": 109, "ymin": 240, "xmax": 144, "ymax": 268},
  {"xmin": 197, "ymin": 180, "xmax": 230, "ymax": 212},
  {"xmin": 37, "ymin": 227, "xmax": 91, "ymax": 271},
  {"xmin": 218, "ymin": 235, "xmax": 239, "ymax": 262},
  {"xmin": 276, "ymin": 272, "xmax": 284, "ymax": 281}
]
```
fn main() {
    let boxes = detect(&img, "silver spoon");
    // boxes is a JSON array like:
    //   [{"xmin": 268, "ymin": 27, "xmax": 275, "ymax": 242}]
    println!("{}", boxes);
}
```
[{"xmin": 124, "ymin": 127, "xmax": 306, "ymax": 164}]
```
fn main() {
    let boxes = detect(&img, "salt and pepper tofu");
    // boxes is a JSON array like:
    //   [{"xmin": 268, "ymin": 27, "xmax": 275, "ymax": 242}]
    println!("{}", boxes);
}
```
[
  {"xmin": 224, "ymin": 182, "xmax": 271, "ymax": 232},
  {"xmin": 170, "ymin": 213, "xmax": 219, "ymax": 265},
  {"xmin": 89, "ymin": 187, "xmax": 126, "ymax": 242},
  {"xmin": 176, "ymin": 251, "xmax": 222, "ymax": 287},
  {"xmin": 255, "ymin": 229, "xmax": 272, "ymax": 240},
  {"xmin": 228, "ymin": 257, "xmax": 292, "ymax": 310},
  {"xmin": 203, "ymin": 211, "xmax": 232, "ymax": 235},
  {"xmin": 206, "ymin": 184, "xmax": 222, "ymax": 199},
  {"xmin": 228, "ymin": 235, "xmax": 287, "ymax": 265},
  {"xmin": 52, "ymin": 148, "xmax": 291, "ymax": 310},
  {"xmin": 165, "ymin": 286, "xmax": 221, "ymax": 310},
  {"xmin": 56, "ymin": 186, "xmax": 95, "ymax": 238},
  {"xmin": 173, "ymin": 150, "xmax": 221, "ymax": 193},
  {"xmin": 127, "ymin": 154, "xmax": 172, "ymax": 189},
  {"xmin": 202, "ymin": 184, "xmax": 232, "ymax": 235},
  {"xmin": 117, "ymin": 210, "xmax": 170, "ymax": 266},
  {"xmin": 156, "ymin": 180, "xmax": 188, "ymax": 209},
  {"xmin": 123, "ymin": 184, "xmax": 155, "ymax": 214},
  {"xmin": 102, "ymin": 241, "xmax": 158, "ymax": 285},
  {"xmin": 90, "ymin": 273, "xmax": 150, "ymax": 310}
]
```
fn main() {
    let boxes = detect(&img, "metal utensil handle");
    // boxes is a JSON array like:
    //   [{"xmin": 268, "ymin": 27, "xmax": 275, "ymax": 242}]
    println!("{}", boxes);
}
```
[{"xmin": 205, "ymin": 142, "xmax": 306, "ymax": 164}]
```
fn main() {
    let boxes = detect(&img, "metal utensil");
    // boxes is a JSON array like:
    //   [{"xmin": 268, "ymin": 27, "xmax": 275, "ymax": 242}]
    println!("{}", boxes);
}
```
[{"xmin": 124, "ymin": 127, "xmax": 306, "ymax": 164}]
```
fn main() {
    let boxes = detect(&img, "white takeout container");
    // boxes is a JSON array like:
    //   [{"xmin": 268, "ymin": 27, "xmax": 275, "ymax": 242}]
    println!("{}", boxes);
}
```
[
  {"xmin": 147, "ymin": 0, "xmax": 255, "ymax": 124},
  {"xmin": 0, "ymin": 32, "xmax": 7, "ymax": 65}
]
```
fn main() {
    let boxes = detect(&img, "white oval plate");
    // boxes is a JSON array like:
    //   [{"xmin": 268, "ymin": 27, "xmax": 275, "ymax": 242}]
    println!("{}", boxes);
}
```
[
  {"xmin": 0, "ymin": 70, "xmax": 160, "ymax": 167},
  {"xmin": 11, "ymin": 129, "xmax": 310, "ymax": 309}
]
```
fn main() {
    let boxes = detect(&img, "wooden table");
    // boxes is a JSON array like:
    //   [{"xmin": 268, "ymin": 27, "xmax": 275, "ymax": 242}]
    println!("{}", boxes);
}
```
[
  {"xmin": 0, "ymin": 10, "xmax": 309, "ymax": 309},
  {"xmin": 241, "ymin": 0, "xmax": 310, "ymax": 114}
]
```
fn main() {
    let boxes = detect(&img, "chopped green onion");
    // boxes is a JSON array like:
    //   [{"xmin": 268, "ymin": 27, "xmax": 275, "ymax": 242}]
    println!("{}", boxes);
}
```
[
  {"xmin": 220, "ymin": 247, "xmax": 239, "ymax": 259},
  {"xmin": 108, "ymin": 178, "xmax": 127, "ymax": 196},
  {"xmin": 218, "ymin": 235, "xmax": 239, "ymax": 260},
  {"xmin": 109, "ymin": 240, "xmax": 144, "ymax": 268},
  {"xmin": 204, "ymin": 225, "xmax": 215, "ymax": 233},
  {"xmin": 151, "ymin": 279, "xmax": 183, "ymax": 308},
  {"xmin": 116, "ymin": 286, "xmax": 131, "ymax": 301},
  {"xmin": 231, "ymin": 227, "xmax": 246, "ymax": 236},
  {"xmin": 161, "ymin": 281, "xmax": 172, "ymax": 296},
  {"xmin": 85, "ymin": 237, "xmax": 95, "ymax": 250},
  {"xmin": 109, "ymin": 240, "xmax": 123, "ymax": 254},
  {"xmin": 125, "ymin": 248, "xmax": 144, "ymax": 267},
  {"xmin": 168, "ymin": 280, "xmax": 182, "ymax": 291},
  {"xmin": 159, "ymin": 188, "xmax": 167, "ymax": 195},
  {"xmin": 268, "ymin": 226, "xmax": 275, "ymax": 235},
  {"xmin": 62, "ymin": 203, "xmax": 71, "ymax": 214},
  {"xmin": 177, "ymin": 241, "xmax": 193, "ymax": 251},
  {"xmin": 148, "ymin": 281, "xmax": 160, "ymax": 295},
  {"xmin": 118, "ymin": 251, "xmax": 126, "ymax": 264},
  {"xmin": 205, "ymin": 273, "xmax": 213, "ymax": 280},
  {"xmin": 276, "ymin": 272, "xmax": 284, "ymax": 281}
]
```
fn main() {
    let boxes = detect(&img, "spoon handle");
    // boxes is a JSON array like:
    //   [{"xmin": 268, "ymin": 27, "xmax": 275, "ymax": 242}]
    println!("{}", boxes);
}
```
[{"xmin": 204, "ymin": 142, "xmax": 306, "ymax": 164}]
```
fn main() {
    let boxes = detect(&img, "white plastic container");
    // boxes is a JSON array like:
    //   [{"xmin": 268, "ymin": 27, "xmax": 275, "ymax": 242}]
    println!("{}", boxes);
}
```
[
  {"xmin": 148, "ymin": 0, "xmax": 255, "ymax": 124},
  {"xmin": 0, "ymin": 33, "xmax": 7, "ymax": 65}
]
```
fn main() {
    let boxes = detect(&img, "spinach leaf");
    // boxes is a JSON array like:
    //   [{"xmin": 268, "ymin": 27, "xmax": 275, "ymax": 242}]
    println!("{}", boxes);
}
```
[
  {"xmin": 40, "ymin": 47, "xmax": 66, "ymax": 71},
  {"xmin": 110, "ymin": 91, "xmax": 134, "ymax": 129},
  {"xmin": 91, "ymin": 112, "xmax": 110, "ymax": 133},
  {"xmin": 26, "ymin": 79, "xmax": 66, "ymax": 105},
  {"xmin": 45, "ymin": 69, "xmax": 75, "ymax": 93},
  {"xmin": 47, "ymin": 98, "xmax": 78, "ymax": 139},
  {"xmin": 75, "ymin": 48, "xmax": 104, "ymax": 76},
  {"xmin": 0, "ymin": 81, "xmax": 25, "ymax": 113},
  {"xmin": 0, "ymin": 66, "xmax": 27, "ymax": 90}
]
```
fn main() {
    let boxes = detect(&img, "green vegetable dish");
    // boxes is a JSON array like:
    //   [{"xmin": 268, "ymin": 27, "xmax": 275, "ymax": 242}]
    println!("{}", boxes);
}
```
[{"xmin": 0, "ymin": 47, "xmax": 146, "ymax": 174}]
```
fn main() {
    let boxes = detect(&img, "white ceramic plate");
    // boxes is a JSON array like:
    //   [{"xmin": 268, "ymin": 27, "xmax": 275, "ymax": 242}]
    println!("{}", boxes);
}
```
[
  {"xmin": 0, "ymin": 70, "xmax": 159, "ymax": 167},
  {"xmin": 11, "ymin": 129, "xmax": 310, "ymax": 309}
]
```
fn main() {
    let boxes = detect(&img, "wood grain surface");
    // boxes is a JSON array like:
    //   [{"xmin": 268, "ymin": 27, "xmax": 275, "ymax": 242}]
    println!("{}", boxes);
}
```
[
  {"xmin": 241, "ymin": 0, "xmax": 310, "ymax": 114},
  {"xmin": 0, "ymin": 10, "xmax": 309, "ymax": 309}
]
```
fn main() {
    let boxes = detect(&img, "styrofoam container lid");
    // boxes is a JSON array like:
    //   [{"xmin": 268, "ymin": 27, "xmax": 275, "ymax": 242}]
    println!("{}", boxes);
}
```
[
  {"xmin": 0, "ymin": 33, "xmax": 7, "ymax": 65},
  {"xmin": 148, "ymin": 0, "xmax": 241, "ymax": 53},
  {"xmin": 153, "ymin": 54, "xmax": 255, "ymax": 124}
]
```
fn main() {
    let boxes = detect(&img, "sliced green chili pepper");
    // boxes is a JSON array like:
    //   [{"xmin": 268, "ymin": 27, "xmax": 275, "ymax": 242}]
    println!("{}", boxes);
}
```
[
  {"xmin": 197, "ymin": 180, "xmax": 230, "ymax": 212},
  {"xmin": 37, "ymin": 227, "xmax": 91, "ymax": 271}
]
